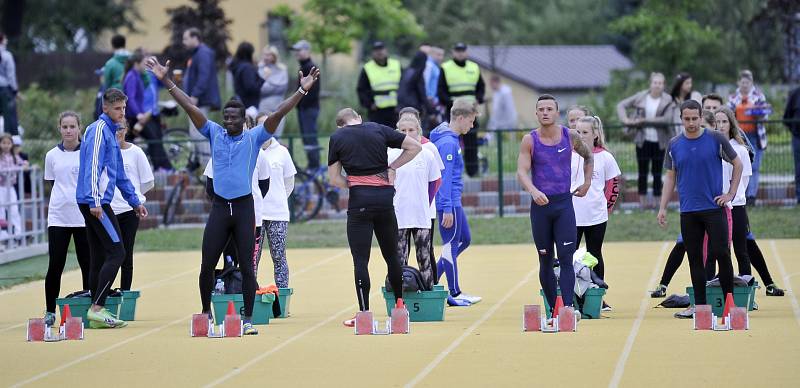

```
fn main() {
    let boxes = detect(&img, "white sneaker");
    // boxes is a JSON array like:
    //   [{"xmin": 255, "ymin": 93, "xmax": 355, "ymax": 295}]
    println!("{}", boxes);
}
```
[{"xmin": 454, "ymin": 293, "xmax": 482, "ymax": 305}]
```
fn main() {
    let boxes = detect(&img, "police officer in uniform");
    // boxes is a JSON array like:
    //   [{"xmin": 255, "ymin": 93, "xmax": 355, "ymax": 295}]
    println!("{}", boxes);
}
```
[
  {"xmin": 357, "ymin": 41, "xmax": 402, "ymax": 127},
  {"xmin": 437, "ymin": 43, "xmax": 485, "ymax": 177}
]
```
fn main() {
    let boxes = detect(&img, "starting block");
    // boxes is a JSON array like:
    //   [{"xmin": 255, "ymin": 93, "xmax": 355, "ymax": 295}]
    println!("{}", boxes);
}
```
[
  {"xmin": 27, "ymin": 304, "xmax": 84, "ymax": 342},
  {"xmin": 522, "ymin": 305, "xmax": 541, "ymax": 332},
  {"xmin": 354, "ymin": 307, "xmax": 410, "ymax": 335},
  {"xmin": 390, "ymin": 299, "xmax": 410, "ymax": 334},
  {"xmin": 522, "ymin": 304, "xmax": 577, "ymax": 333},
  {"xmin": 694, "ymin": 293, "xmax": 749, "ymax": 331},
  {"xmin": 191, "ymin": 301, "xmax": 243, "ymax": 338}
]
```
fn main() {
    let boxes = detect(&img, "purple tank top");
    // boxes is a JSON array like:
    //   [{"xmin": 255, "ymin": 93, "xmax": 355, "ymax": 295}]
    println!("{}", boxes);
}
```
[{"xmin": 530, "ymin": 126, "xmax": 572, "ymax": 195}]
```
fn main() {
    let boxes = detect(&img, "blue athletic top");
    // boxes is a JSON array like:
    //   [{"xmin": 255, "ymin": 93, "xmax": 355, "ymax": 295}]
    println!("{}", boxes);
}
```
[
  {"xmin": 76, "ymin": 113, "xmax": 140, "ymax": 208},
  {"xmin": 200, "ymin": 120, "xmax": 272, "ymax": 199},
  {"xmin": 664, "ymin": 129, "xmax": 738, "ymax": 213},
  {"xmin": 430, "ymin": 122, "xmax": 463, "ymax": 212},
  {"xmin": 530, "ymin": 126, "xmax": 572, "ymax": 196}
]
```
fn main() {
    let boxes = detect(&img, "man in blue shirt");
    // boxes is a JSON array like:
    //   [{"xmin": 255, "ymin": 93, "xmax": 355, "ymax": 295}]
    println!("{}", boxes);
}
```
[
  {"xmin": 658, "ymin": 99, "xmax": 743, "ymax": 319},
  {"xmin": 147, "ymin": 56, "xmax": 319, "ymax": 335},
  {"xmin": 182, "ymin": 28, "xmax": 221, "ymax": 167},
  {"xmin": 77, "ymin": 88, "xmax": 148, "ymax": 329}
]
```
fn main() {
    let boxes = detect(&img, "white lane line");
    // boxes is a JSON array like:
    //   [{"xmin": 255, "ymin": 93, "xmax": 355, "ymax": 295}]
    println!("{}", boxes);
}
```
[
  {"xmin": 608, "ymin": 242, "xmax": 669, "ymax": 388},
  {"xmin": 12, "ymin": 314, "xmax": 192, "ymax": 387},
  {"xmin": 405, "ymin": 269, "xmax": 536, "ymax": 388},
  {"xmin": 770, "ymin": 240, "xmax": 800, "ymax": 329},
  {"xmin": 205, "ymin": 291, "xmax": 375, "ymax": 387},
  {"xmin": 290, "ymin": 250, "xmax": 348, "ymax": 277}
]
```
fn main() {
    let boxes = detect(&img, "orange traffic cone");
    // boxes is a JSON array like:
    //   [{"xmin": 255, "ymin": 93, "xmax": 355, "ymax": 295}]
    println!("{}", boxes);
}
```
[
  {"xmin": 396, "ymin": 298, "xmax": 405, "ymax": 309},
  {"xmin": 60, "ymin": 304, "xmax": 72, "ymax": 326},
  {"xmin": 226, "ymin": 301, "xmax": 235, "ymax": 316},
  {"xmin": 552, "ymin": 296, "xmax": 564, "ymax": 319},
  {"xmin": 722, "ymin": 293, "xmax": 735, "ymax": 324}
]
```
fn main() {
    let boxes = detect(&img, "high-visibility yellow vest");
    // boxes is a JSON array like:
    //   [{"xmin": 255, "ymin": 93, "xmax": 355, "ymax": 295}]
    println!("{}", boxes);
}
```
[
  {"xmin": 442, "ymin": 60, "xmax": 480, "ymax": 103},
  {"xmin": 364, "ymin": 58, "xmax": 401, "ymax": 109}
]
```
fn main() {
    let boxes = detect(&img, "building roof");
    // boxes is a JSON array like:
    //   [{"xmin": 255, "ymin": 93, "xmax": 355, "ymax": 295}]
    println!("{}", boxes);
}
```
[{"xmin": 468, "ymin": 45, "xmax": 633, "ymax": 91}]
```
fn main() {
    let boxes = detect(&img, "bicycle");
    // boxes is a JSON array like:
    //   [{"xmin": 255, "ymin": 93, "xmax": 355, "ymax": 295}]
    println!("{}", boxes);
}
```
[{"xmin": 289, "ymin": 146, "xmax": 342, "ymax": 222}]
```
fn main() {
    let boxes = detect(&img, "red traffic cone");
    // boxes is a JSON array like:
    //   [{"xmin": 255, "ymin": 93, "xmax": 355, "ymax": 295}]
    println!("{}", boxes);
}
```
[
  {"xmin": 552, "ymin": 296, "xmax": 564, "ymax": 319},
  {"xmin": 60, "ymin": 304, "xmax": 72, "ymax": 326},
  {"xmin": 396, "ymin": 298, "xmax": 405, "ymax": 309},
  {"xmin": 722, "ymin": 293, "xmax": 735, "ymax": 324},
  {"xmin": 226, "ymin": 301, "xmax": 235, "ymax": 316}
]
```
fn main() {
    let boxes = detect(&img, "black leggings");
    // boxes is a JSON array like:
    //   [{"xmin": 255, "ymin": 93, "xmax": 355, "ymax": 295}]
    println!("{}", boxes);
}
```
[
  {"xmin": 79, "ymin": 204, "xmax": 125, "ymax": 307},
  {"xmin": 730, "ymin": 205, "xmax": 751, "ymax": 276},
  {"xmin": 635, "ymin": 141, "xmax": 663, "ymax": 196},
  {"xmin": 680, "ymin": 209, "xmax": 733, "ymax": 305},
  {"xmin": 576, "ymin": 222, "xmax": 607, "ymax": 279},
  {"xmin": 659, "ymin": 241, "xmax": 716, "ymax": 287},
  {"xmin": 200, "ymin": 194, "xmax": 257, "ymax": 318},
  {"xmin": 45, "ymin": 226, "xmax": 91, "ymax": 313},
  {"xmin": 346, "ymin": 186, "xmax": 403, "ymax": 311},
  {"xmin": 117, "ymin": 210, "xmax": 140, "ymax": 290}
]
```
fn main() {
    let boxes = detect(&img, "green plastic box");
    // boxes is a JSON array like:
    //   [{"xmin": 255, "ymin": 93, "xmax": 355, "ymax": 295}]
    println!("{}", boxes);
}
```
[
  {"xmin": 268, "ymin": 288, "xmax": 293, "ymax": 318},
  {"xmin": 539, "ymin": 288, "xmax": 606, "ymax": 319},
  {"xmin": 687, "ymin": 284, "xmax": 756, "ymax": 316},
  {"xmin": 211, "ymin": 293, "xmax": 275, "ymax": 325},
  {"xmin": 56, "ymin": 296, "xmax": 122, "ymax": 326},
  {"xmin": 118, "ymin": 290, "xmax": 141, "ymax": 321},
  {"xmin": 382, "ymin": 285, "xmax": 448, "ymax": 322}
]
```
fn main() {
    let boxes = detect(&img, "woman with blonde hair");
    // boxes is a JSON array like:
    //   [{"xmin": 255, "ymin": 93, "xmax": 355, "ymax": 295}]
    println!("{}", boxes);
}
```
[
  {"xmin": 570, "ymin": 115, "xmax": 621, "ymax": 311},
  {"xmin": 258, "ymin": 45, "xmax": 289, "ymax": 137},
  {"xmin": 715, "ymin": 106, "xmax": 784, "ymax": 296}
]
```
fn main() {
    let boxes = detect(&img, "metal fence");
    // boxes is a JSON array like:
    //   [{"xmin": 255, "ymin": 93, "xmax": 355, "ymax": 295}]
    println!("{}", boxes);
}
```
[{"xmin": 0, "ymin": 166, "xmax": 47, "ymax": 264}]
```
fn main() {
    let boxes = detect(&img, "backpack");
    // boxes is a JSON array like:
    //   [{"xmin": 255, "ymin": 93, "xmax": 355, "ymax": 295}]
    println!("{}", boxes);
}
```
[
  {"xmin": 385, "ymin": 265, "xmax": 430, "ymax": 293},
  {"xmin": 215, "ymin": 266, "xmax": 242, "ymax": 294},
  {"xmin": 656, "ymin": 294, "xmax": 690, "ymax": 308}
]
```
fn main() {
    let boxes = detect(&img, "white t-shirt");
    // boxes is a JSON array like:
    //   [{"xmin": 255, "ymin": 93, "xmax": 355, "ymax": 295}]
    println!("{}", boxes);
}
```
[
  {"xmin": 261, "ymin": 140, "xmax": 297, "ymax": 222},
  {"xmin": 644, "ymin": 94, "xmax": 660, "ymax": 142},
  {"xmin": 110, "ymin": 145, "xmax": 154, "ymax": 215},
  {"xmin": 570, "ymin": 149, "xmax": 621, "ymax": 226},
  {"xmin": 422, "ymin": 140, "xmax": 444, "ymax": 220},
  {"xmin": 722, "ymin": 139, "xmax": 752, "ymax": 207},
  {"xmin": 44, "ymin": 145, "xmax": 85, "ymax": 227},
  {"xmin": 204, "ymin": 149, "xmax": 270, "ymax": 225},
  {"xmin": 389, "ymin": 147, "xmax": 441, "ymax": 229}
]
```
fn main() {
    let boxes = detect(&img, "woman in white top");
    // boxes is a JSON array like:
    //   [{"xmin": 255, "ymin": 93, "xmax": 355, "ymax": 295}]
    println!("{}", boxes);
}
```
[
  {"xmin": 203, "ymin": 140, "xmax": 270, "ymax": 278},
  {"xmin": 570, "ymin": 116, "xmax": 621, "ymax": 310},
  {"xmin": 110, "ymin": 121, "xmax": 155, "ymax": 290},
  {"xmin": 398, "ymin": 107, "xmax": 444, "ymax": 282},
  {"xmin": 566, "ymin": 105, "xmax": 590, "ymax": 130},
  {"xmin": 259, "ymin": 117, "xmax": 296, "ymax": 287},
  {"xmin": 389, "ymin": 115, "xmax": 442, "ymax": 289},
  {"xmin": 42, "ymin": 112, "xmax": 92, "ymax": 326}
]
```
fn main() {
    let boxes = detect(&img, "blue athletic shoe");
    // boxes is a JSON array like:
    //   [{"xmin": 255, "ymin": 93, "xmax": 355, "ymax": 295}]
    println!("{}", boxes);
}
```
[{"xmin": 447, "ymin": 295, "xmax": 471, "ymax": 307}]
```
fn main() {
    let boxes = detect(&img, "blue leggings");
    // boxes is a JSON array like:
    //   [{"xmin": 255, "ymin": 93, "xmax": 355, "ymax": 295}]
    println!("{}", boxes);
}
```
[
  {"xmin": 437, "ymin": 207, "xmax": 471, "ymax": 296},
  {"xmin": 530, "ymin": 193, "xmax": 577, "ymax": 308}
]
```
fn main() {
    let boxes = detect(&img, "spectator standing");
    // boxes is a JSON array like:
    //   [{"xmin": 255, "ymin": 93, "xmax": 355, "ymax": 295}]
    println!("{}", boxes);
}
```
[
  {"xmin": 438, "ymin": 43, "xmax": 485, "ymax": 177},
  {"xmin": 0, "ymin": 33, "xmax": 19, "ymax": 136},
  {"xmin": 0, "ymin": 133, "xmax": 25, "ymax": 245},
  {"xmin": 183, "ymin": 28, "xmax": 221, "ymax": 167},
  {"xmin": 728, "ymin": 70, "xmax": 769, "ymax": 206},
  {"xmin": 422, "ymin": 45, "xmax": 445, "ymax": 131},
  {"xmin": 358, "ymin": 42, "xmax": 402, "ymax": 127},
  {"xmin": 229, "ymin": 42, "xmax": 264, "ymax": 113},
  {"xmin": 616, "ymin": 72, "xmax": 676, "ymax": 209},
  {"xmin": 397, "ymin": 49, "xmax": 433, "ymax": 119},
  {"xmin": 487, "ymin": 75, "xmax": 517, "ymax": 130},
  {"xmin": 139, "ymin": 49, "xmax": 173, "ymax": 172},
  {"xmin": 103, "ymin": 34, "xmax": 129, "ymax": 90},
  {"xmin": 258, "ymin": 45, "xmax": 289, "ymax": 138},
  {"xmin": 783, "ymin": 85, "xmax": 800, "ymax": 204},
  {"xmin": 290, "ymin": 40, "xmax": 321, "ymax": 171},
  {"xmin": 669, "ymin": 72, "xmax": 702, "ymax": 134}
]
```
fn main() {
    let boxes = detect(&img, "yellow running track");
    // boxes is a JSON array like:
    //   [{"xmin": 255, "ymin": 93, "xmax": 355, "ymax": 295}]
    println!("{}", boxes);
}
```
[{"xmin": 2, "ymin": 240, "xmax": 799, "ymax": 387}]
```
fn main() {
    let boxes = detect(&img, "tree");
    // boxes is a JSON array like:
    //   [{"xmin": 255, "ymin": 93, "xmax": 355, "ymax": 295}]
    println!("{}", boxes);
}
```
[
  {"xmin": 278, "ymin": 0, "xmax": 424, "ymax": 67},
  {"xmin": 2, "ymin": 0, "xmax": 141, "ymax": 53},
  {"xmin": 162, "ymin": 0, "xmax": 232, "ymax": 68}
]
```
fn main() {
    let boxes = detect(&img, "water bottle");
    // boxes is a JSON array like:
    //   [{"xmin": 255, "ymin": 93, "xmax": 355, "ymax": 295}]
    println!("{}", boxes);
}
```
[{"xmin": 214, "ymin": 279, "xmax": 225, "ymax": 295}]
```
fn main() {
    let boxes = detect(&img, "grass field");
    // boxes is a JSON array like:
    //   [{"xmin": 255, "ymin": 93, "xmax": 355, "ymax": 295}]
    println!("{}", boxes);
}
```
[{"xmin": 1, "ymin": 240, "xmax": 799, "ymax": 387}]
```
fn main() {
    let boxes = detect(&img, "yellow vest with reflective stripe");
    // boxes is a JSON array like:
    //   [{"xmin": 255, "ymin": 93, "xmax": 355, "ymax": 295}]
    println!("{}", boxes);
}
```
[
  {"xmin": 364, "ymin": 58, "xmax": 401, "ymax": 109},
  {"xmin": 442, "ymin": 60, "xmax": 480, "ymax": 102}
]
